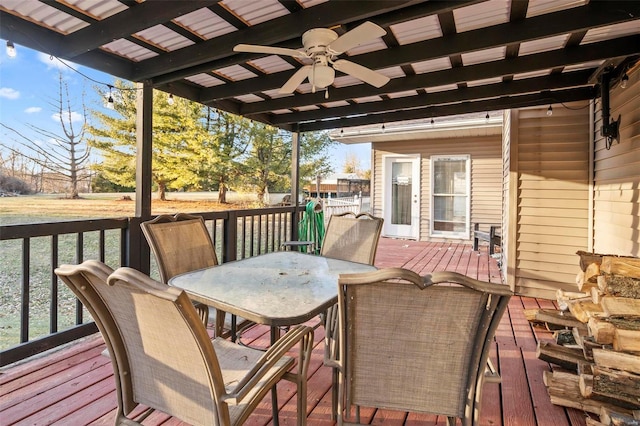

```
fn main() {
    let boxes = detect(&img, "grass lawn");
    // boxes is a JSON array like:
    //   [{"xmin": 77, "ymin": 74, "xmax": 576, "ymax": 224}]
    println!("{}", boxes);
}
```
[{"xmin": 0, "ymin": 192, "xmax": 275, "ymax": 350}]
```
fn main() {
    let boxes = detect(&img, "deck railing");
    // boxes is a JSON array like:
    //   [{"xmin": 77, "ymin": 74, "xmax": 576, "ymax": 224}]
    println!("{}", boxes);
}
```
[{"xmin": 0, "ymin": 205, "xmax": 302, "ymax": 366}]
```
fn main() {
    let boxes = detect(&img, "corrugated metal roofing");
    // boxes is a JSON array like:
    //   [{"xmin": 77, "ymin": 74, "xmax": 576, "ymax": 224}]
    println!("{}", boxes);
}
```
[
  {"xmin": 101, "ymin": 38, "xmax": 157, "ymax": 61},
  {"xmin": 221, "ymin": 0, "xmax": 288, "ymax": 26},
  {"xmin": 173, "ymin": 8, "xmax": 237, "ymax": 40},
  {"xmin": 135, "ymin": 25, "xmax": 195, "ymax": 52}
]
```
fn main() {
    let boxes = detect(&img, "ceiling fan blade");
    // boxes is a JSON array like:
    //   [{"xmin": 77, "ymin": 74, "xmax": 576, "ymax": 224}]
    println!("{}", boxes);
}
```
[
  {"xmin": 333, "ymin": 60, "xmax": 390, "ymax": 88},
  {"xmin": 327, "ymin": 21, "xmax": 386, "ymax": 54},
  {"xmin": 279, "ymin": 65, "xmax": 312, "ymax": 94},
  {"xmin": 233, "ymin": 44, "xmax": 307, "ymax": 59}
]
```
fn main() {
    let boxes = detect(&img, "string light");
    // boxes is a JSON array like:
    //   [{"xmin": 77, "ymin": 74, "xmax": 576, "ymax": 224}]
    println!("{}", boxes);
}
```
[
  {"xmin": 381, "ymin": 123, "xmax": 386, "ymax": 132},
  {"xmin": 6, "ymin": 41, "xmax": 16, "ymax": 58},
  {"xmin": 106, "ymin": 85, "xmax": 115, "ymax": 109},
  {"xmin": 620, "ymin": 73, "xmax": 629, "ymax": 89},
  {"xmin": 430, "ymin": 118, "xmax": 435, "ymax": 126},
  {"xmin": 8, "ymin": 32, "xmax": 139, "ymax": 110},
  {"xmin": 485, "ymin": 112, "xmax": 490, "ymax": 121},
  {"xmin": 546, "ymin": 105, "xmax": 553, "ymax": 116},
  {"xmin": 167, "ymin": 93, "xmax": 175, "ymax": 105},
  {"xmin": 340, "ymin": 129, "xmax": 344, "ymax": 135}
]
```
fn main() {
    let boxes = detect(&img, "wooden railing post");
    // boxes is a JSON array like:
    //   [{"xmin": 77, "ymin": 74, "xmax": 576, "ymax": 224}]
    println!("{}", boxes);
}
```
[
  {"xmin": 223, "ymin": 211, "xmax": 238, "ymax": 263},
  {"xmin": 127, "ymin": 217, "xmax": 150, "ymax": 273}
]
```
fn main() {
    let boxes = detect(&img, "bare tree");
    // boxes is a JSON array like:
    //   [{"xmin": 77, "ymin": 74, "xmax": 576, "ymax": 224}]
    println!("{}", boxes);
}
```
[{"xmin": 0, "ymin": 74, "xmax": 91, "ymax": 198}]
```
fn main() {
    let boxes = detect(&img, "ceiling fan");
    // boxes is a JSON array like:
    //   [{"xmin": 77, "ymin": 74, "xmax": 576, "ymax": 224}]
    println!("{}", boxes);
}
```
[{"xmin": 234, "ymin": 21, "xmax": 391, "ymax": 95}]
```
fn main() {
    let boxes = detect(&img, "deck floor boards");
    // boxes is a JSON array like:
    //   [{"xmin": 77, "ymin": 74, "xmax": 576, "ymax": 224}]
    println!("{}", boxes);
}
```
[{"xmin": 1, "ymin": 239, "xmax": 587, "ymax": 425}]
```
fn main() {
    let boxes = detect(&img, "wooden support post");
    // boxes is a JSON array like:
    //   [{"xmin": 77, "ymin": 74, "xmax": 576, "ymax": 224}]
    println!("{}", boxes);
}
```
[
  {"xmin": 290, "ymin": 130, "xmax": 300, "ymax": 241},
  {"xmin": 131, "ymin": 81, "xmax": 153, "ymax": 273}
]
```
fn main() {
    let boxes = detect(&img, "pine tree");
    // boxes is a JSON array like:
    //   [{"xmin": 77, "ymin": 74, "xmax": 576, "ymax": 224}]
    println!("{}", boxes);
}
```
[
  {"xmin": 88, "ymin": 81, "xmax": 207, "ymax": 201},
  {"xmin": 192, "ymin": 108, "xmax": 249, "ymax": 203}
]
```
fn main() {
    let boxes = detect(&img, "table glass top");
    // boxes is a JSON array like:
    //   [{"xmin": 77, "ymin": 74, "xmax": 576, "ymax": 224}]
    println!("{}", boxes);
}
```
[{"xmin": 169, "ymin": 251, "xmax": 376, "ymax": 325}]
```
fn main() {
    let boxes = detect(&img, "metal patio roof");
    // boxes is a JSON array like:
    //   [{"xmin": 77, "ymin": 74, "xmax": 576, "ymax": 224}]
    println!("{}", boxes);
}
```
[{"xmin": 2, "ymin": 0, "xmax": 639, "ymax": 132}]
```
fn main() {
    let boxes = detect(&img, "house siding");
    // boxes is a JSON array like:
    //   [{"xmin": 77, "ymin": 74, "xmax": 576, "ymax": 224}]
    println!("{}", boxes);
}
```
[
  {"xmin": 593, "ymin": 65, "xmax": 640, "ymax": 257},
  {"xmin": 372, "ymin": 135, "xmax": 502, "ymax": 242},
  {"xmin": 508, "ymin": 102, "xmax": 591, "ymax": 298}
]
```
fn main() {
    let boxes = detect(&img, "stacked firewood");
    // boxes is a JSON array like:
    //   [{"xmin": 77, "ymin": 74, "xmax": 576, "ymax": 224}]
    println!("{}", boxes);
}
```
[{"xmin": 525, "ymin": 252, "xmax": 640, "ymax": 426}]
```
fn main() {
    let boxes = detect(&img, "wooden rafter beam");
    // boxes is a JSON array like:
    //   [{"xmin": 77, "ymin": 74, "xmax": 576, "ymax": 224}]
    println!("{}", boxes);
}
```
[
  {"xmin": 297, "ymin": 87, "xmax": 595, "ymax": 132},
  {"xmin": 268, "ymin": 70, "xmax": 595, "ymax": 125}
]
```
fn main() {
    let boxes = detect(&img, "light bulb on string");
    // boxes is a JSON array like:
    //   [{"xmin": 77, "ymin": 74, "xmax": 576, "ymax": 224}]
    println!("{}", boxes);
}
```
[
  {"xmin": 106, "ymin": 85, "xmax": 115, "ymax": 110},
  {"xmin": 167, "ymin": 94, "xmax": 175, "ymax": 105},
  {"xmin": 430, "ymin": 118, "xmax": 435, "ymax": 126},
  {"xmin": 620, "ymin": 73, "xmax": 628, "ymax": 89},
  {"xmin": 546, "ymin": 105, "xmax": 553, "ymax": 116},
  {"xmin": 485, "ymin": 112, "xmax": 490, "ymax": 121},
  {"xmin": 6, "ymin": 41, "xmax": 16, "ymax": 58}
]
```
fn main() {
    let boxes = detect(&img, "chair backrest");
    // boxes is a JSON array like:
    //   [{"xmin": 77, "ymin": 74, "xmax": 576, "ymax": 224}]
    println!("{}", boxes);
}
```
[
  {"xmin": 141, "ymin": 213, "xmax": 218, "ymax": 283},
  {"xmin": 337, "ymin": 268, "xmax": 512, "ymax": 425},
  {"xmin": 54, "ymin": 260, "xmax": 136, "ymax": 417},
  {"xmin": 320, "ymin": 212, "xmax": 383, "ymax": 265},
  {"xmin": 105, "ymin": 267, "xmax": 229, "ymax": 426}
]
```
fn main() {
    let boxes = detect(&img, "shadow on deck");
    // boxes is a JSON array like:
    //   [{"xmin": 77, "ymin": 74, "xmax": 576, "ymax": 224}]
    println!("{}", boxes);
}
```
[{"xmin": 0, "ymin": 238, "xmax": 586, "ymax": 425}]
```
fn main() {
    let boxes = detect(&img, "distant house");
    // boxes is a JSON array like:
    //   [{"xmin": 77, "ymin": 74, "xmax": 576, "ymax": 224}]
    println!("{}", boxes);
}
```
[{"xmin": 304, "ymin": 173, "xmax": 370, "ymax": 199}]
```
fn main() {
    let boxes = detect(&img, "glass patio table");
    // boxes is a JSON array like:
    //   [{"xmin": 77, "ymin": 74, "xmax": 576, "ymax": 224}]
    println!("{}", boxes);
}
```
[{"xmin": 169, "ymin": 250, "xmax": 376, "ymax": 334}]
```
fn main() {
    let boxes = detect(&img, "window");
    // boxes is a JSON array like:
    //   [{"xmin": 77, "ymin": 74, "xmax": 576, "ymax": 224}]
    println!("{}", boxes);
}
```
[{"xmin": 430, "ymin": 155, "xmax": 469, "ymax": 238}]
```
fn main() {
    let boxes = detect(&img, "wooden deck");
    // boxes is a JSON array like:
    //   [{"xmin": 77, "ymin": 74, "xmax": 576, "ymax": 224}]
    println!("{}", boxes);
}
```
[{"xmin": 0, "ymin": 239, "xmax": 587, "ymax": 426}]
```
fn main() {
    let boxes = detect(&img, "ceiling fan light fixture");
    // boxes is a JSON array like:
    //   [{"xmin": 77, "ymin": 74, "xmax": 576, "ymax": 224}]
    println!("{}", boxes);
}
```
[{"xmin": 311, "ymin": 64, "xmax": 335, "ymax": 89}]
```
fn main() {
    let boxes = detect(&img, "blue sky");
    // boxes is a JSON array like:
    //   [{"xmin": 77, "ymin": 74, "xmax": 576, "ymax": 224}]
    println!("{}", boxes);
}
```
[{"xmin": 0, "ymin": 41, "xmax": 370, "ymax": 173}]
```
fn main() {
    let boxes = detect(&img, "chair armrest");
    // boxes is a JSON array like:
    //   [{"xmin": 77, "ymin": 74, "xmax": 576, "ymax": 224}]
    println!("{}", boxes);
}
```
[{"xmin": 223, "ymin": 325, "xmax": 314, "ymax": 403}]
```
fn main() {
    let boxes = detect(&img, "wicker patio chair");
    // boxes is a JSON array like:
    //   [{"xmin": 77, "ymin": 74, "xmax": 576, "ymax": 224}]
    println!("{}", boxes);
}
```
[
  {"xmin": 320, "ymin": 211, "xmax": 383, "ymax": 419},
  {"xmin": 56, "ymin": 261, "xmax": 314, "ymax": 426},
  {"xmin": 334, "ymin": 268, "xmax": 512, "ymax": 426},
  {"xmin": 141, "ymin": 213, "xmax": 231, "ymax": 338}
]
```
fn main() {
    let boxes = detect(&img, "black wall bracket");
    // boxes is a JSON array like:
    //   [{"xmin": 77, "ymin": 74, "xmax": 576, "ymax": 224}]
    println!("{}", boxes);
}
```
[
  {"xmin": 600, "ymin": 68, "xmax": 621, "ymax": 150},
  {"xmin": 601, "ymin": 70, "xmax": 621, "ymax": 149}
]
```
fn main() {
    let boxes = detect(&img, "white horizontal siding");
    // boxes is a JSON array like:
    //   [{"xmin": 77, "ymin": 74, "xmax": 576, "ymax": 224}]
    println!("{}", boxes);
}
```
[
  {"xmin": 592, "ymin": 66, "xmax": 640, "ymax": 257},
  {"xmin": 511, "ymin": 102, "xmax": 590, "ymax": 298}
]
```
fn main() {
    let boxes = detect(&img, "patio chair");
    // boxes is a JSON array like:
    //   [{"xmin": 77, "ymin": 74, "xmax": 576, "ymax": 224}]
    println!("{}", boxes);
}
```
[
  {"xmin": 56, "ymin": 260, "xmax": 314, "ymax": 426},
  {"xmin": 335, "ymin": 268, "xmax": 512, "ymax": 426},
  {"xmin": 320, "ymin": 212, "xmax": 383, "ymax": 264},
  {"xmin": 54, "ymin": 260, "xmax": 137, "ymax": 421},
  {"xmin": 141, "ymin": 213, "xmax": 232, "ymax": 338},
  {"xmin": 320, "ymin": 211, "xmax": 383, "ymax": 418}
]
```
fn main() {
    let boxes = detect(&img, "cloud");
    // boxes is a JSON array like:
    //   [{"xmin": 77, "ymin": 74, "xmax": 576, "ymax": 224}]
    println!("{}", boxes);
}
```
[
  {"xmin": 52, "ymin": 111, "xmax": 84, "ymax": 123},
  {"xmin": 0, "ymin": 87, "xmax": 20, "ymax": 99},
  {"xmin": 37, "ymin": 52, "xmax": 79, "ymax": 72},
  {"xmin": 25, "ymin": 106, "xmax": 42, "ymax": 114}
]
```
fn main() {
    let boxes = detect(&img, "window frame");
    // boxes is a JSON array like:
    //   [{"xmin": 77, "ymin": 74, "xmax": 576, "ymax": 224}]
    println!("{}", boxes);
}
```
[{"xmin": 429, "ymin": 154, "xmax": 470, "ymax": 239}]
